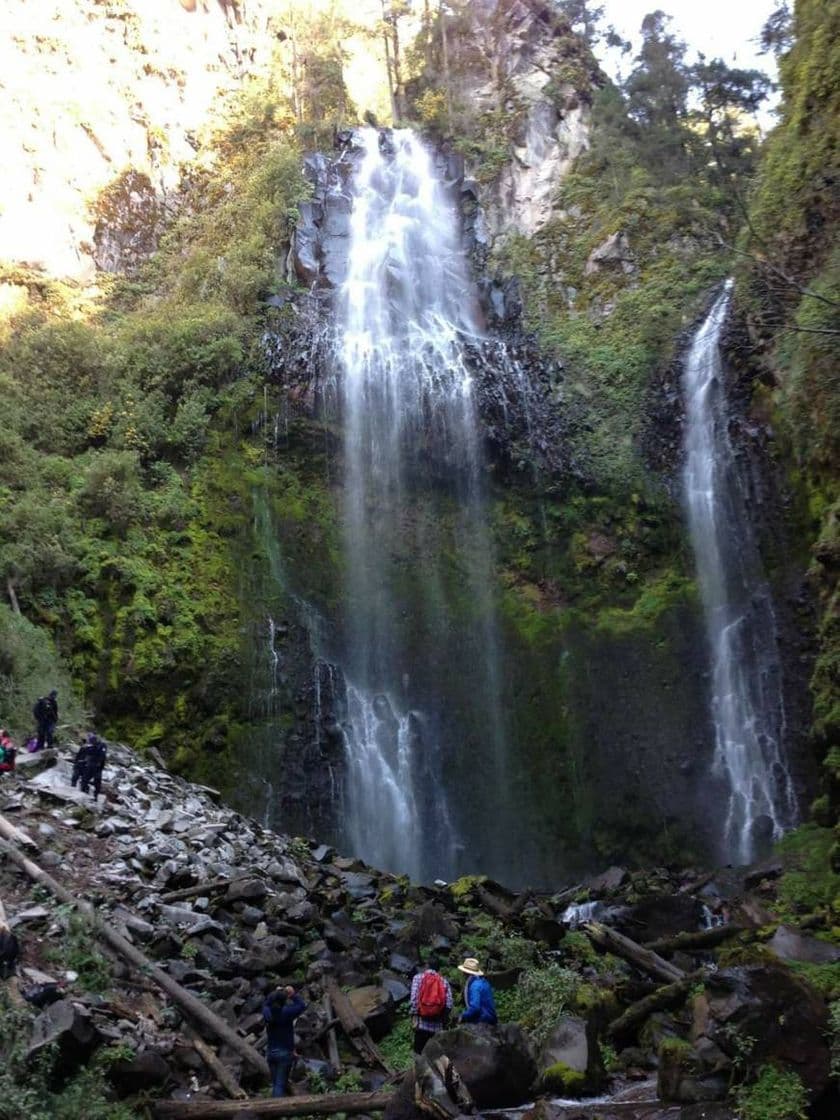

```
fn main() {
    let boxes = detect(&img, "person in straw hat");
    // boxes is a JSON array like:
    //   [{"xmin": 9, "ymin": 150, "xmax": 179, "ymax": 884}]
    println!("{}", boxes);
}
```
[{"xmin": 457, "ymin": 957, "xmax": 497, "ymax": 1024}]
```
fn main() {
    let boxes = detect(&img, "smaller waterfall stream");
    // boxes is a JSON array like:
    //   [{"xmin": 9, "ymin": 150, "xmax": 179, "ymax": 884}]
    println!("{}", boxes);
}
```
[{"xmin": 682, "ymin": 281, "xmax": 797, "ymax": 863}]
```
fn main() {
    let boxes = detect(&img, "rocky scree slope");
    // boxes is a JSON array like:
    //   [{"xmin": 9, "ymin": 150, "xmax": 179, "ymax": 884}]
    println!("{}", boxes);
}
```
[{"xmin": 0, "ymin": 742, "xmax": 837, "ymax": 1118}]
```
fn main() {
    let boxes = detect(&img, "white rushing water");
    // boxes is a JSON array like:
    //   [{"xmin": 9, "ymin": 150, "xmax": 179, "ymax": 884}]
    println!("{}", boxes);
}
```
[
  {"xmin": 335, "ymin": 128, "xmax": 506, "ymax": 878},
  {"xmin": 682, "ymin": 281, "xmax": 797, "ymax": 863}
]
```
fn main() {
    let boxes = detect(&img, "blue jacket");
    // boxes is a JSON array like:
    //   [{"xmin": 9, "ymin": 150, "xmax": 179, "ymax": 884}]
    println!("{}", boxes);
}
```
[
  {"xmin": 263, "ymin": 993, "xmax": 306, "ymax": 1052},
  {"xmin": 460, "ymin": 976, "xmax": 497, "ymax": 1024}
]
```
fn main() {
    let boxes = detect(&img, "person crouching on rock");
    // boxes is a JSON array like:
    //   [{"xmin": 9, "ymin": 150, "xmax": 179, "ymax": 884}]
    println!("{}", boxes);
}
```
[
  {"xmin": 457, "ymin": 957, "xmax": 498, "ymax": 1025},
  {"xmin": 0, "ymin": 730, "xmax": 17, "ymax": 775},
  {"xmin": 72, "ymin": 735, "xmax": 95, "ymax": 788},
  {"xmin": 263, "ymin": 983, "xmax": 306, "ymax": 1097},
  {"xmin": 411, "ymin": 954, "xmax": 453, "ymax": 1054}
]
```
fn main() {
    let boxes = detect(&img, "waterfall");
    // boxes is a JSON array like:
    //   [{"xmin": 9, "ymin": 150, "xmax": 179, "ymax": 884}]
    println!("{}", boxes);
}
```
[
  {"xmin": 334, "ymin": 128, "xmax": 508, "ymax": 880},
  {"xmin": 682, "ymin": 281, "xmax": 797, "ymax": 863}
]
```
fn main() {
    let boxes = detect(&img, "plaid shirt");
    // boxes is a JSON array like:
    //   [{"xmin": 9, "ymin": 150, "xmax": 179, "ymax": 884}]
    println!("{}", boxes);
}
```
[{"xmin": 410, "ymin": 969, "xmax": 453, "ymax": 1032}]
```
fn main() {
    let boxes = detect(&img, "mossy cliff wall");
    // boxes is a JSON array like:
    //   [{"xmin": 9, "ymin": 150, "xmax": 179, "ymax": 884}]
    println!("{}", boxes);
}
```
[{"xmin": 1, "ymin": 0, "xmax": 827, "ymax": 887}]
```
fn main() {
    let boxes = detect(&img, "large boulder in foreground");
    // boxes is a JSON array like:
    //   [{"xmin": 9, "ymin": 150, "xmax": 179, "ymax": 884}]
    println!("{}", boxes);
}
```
[
  {"xmin": 424, "ymin": 1024, "xmax": 537, "ymax": 1108},
  {"xmin": 28, "ymin": 999, "xmax": 101, "ymax": 1072},
  {"xmin": 691, "ymin": 963, "xmax": 831, "ymax": 1099},
  {"xmin": 538, "ymin": 1013, "xmax": 605, "ymax": 1096}
]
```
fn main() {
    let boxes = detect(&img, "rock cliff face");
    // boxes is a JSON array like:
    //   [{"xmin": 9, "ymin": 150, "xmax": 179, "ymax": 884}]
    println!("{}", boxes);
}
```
[{"xmin": 0, "ymin": 0, "xmax": 274, "ymax": 278}]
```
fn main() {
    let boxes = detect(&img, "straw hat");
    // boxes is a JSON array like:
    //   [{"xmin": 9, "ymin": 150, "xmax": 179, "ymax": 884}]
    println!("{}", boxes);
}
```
[{"xmin": 457, "ymin": 957, "xmax": 484, "ymax": 976}]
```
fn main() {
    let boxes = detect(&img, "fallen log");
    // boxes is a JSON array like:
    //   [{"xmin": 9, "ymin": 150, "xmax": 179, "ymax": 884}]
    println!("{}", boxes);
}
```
[
  {"xmin": 190, "ymin": 1034, "xmax": 247, "ymax": 1101},
  {"xmin": 0, "ymin": 823, "xmax": 270, "ymax": 1080},
  {"xmin": 159, "ymin": 878, "xmax": 235, "ymax": 904},
  {"xmin": 607, "ymin": 971, "xmax": 703, "ymax": 1039},
  {"xmin": 326, "ymin": 979, "xmax": 391, "ymax": 1073},
  {"xmin": 0, "ymin": 814, "xmax": 39, "ymax": 852},
  {"xmin": 584, "ymin": 921, "xmax": 685, "ymax": 984},
  {"xmin": 152, "ymin": 1090, "xmax": 394, "ymax": 1118},
  {"xmin": 644, "ymin": 924, "xmax": 746, "ymax": 955},
  {"xmin": 321, "ymin": 993, "xmax": 341, "ymax": 1074}
]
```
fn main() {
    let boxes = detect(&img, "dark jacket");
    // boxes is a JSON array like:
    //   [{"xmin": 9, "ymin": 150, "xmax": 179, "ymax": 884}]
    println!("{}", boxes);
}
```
[
  {"xmin": 0, "ymin": 929, "xmax": 20, "ymax": 975},
  {"xmin": 88, "ymin": 741, "xmax": 107, "ymax": 773},
  {"xmin": 263, "ymin": 992, "xmax": 306, "ymax": 1052},
  {"xmin": 460, "ymin": 976, "xmax": 497, "ymax": 1024},
  {"xmin": 34, "ymin": 696, "xmax": 58, "ymax": 724}
]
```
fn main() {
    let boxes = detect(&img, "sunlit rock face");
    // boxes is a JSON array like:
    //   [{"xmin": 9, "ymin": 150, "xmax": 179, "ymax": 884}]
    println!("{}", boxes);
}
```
[
  {"xmin": 0, "ymin": 0, "xmax": 274, "ymax": 279},
  {"xmin": 446, "ymin": 0, "xmax": 596, "ymax": 242}
]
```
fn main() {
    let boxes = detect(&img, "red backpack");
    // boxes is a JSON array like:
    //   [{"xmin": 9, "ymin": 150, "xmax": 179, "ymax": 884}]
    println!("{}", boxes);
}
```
[{"xmin": 417, "ymin": 971, "xmax": 447, "ymax": 1019}]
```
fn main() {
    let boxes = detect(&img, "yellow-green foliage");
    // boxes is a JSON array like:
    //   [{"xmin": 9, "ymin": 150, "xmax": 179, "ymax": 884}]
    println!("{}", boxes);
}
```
[
  {"xmin": 0, "ymin": 84, "xmax": 308, "ymax": 770},
  {"xmin": 734, "ymin": 1065, "xmax": 808, "ymax": 1120},
  {"xmin": 742, "ymin": 0, "xmax": 840, "ymax": 831},
  {"xmin": 749, "ymin": 0, "xmax": 840, "ymax": 250},
  {"xmin": 775, "ymin": 824, "xmax": 840, "ymax": 925}
]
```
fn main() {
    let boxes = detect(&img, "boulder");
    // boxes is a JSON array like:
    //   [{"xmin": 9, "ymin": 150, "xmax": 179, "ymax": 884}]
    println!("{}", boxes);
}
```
[
  {"xmin": 584, "ymin": 231, "xmax": 635, "ymax": 276},
  {"xmin": 538, "ymin": 1014, "xmax": 605, "ymax": 1096},
  {"xmin": 617, "ymin": 895, "xmax": 705, "ymax": 943},
  {"xmin": 767, "ymin": 925, "xmax": 840, "ymax": 965},
  {"xmin": 224, "ymin": 878, "xmax": 267, "ymax": 903},
  {"xmin": 28, "ymin": 999, "xmax": 101, "ymax": 1069},
  {"xmin": 384, "ymin": 1052, "xmax": 475, "ymax": 1120},
  {"xmin": 347, "ymin": 985, "xmax": 396, "ymax": 1041},
  {"xmin": 108, "ymin": 1048, "xmax": 172, "ymax": 1096},
  {"xmin": 691, "ymin": 964, "xmax": 831, "ymax": 1099},
  {"xmin": 425, "ymin": 1024, "xmax": 536, "ymax": 1108},
  {"xmin": 588, "ymin": 866, "xmax": 628, "ymax": 894},
  {"xmin": 657, "ymin": 1039, "xmax": 728, "ymax": 1103}
]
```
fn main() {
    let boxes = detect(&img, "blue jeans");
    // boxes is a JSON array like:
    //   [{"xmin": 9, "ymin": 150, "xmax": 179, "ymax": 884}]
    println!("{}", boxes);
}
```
[{"xmin": 268, "ymin": 1047, "xmax": 293, "ymax": 1097}]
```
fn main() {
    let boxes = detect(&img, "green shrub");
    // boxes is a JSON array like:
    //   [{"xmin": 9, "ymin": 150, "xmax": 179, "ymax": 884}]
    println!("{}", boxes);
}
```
[
  {"xmin": 0, "ymin": 603, "xmax": 85, "ymax": 738},
  {"xmin": 497, "ymin": 964, "xmax": 581, "ymax": 1047},
  {"xmin": 0, "ymin": 995, "xmax": 136, "ymax": 1120},
  {"xmin": 733, "ymin": 1065, "xmax": 809, "ymax": 1120}
]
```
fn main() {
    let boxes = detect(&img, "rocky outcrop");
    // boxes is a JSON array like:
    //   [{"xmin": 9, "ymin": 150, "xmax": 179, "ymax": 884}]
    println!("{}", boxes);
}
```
[
  {"xmin": 433, "ymin": 0, "xmax": 598, "ymax": 242},
  {"xmin": 1, "ymin": 741, "xmax": 837, "ymax": 1115}
]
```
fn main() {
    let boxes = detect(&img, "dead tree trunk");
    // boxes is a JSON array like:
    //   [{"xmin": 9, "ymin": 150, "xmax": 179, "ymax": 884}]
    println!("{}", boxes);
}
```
[
  {"xmin": 607, "ymin": 972, "xmax": 703, "ymax": 1040},
  {"xmin": 644, "ymin": 925, "xmax": 746, "ymax": 955},
  {"xmin": 584, "ymin": 921, "xmax": 685, "ymax": 984},
  {"xmin": 326, "ymin": 979, "xmax": 392, "ymax": 1072},
  {"xmin": 0, "ymin": 825, "xmax": 270, "ymax": 1079},
  {"xmin": 190, "ymin": 1033, "xmax": 247, "ymax": 1100},
  {"xmin": 152, "ymin": 1090, "xmax": 394, "ymax": 1118},
  {"xmin": 322, "ymin": 993, "xmax": 341, "ymax": 1074}
]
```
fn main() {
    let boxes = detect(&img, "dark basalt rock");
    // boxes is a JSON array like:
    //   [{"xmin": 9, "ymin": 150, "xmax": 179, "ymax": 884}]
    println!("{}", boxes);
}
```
[
  {"xmin": 692, "ymin": 963, "xmax": 832, "ymax": 1099},
  {"xmin": 424, "ymin": 1023, "xmax": 537, "ymax": 1108}
]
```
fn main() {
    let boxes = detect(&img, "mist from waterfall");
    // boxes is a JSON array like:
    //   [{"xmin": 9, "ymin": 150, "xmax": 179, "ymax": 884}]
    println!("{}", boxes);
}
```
[
  {"xmin": 682, "ymin": 281, "xmax": 797, "ymax": 863},
  {"xmin": 335, "ymin": 128, "xmax": 508, "ymax": 880}
]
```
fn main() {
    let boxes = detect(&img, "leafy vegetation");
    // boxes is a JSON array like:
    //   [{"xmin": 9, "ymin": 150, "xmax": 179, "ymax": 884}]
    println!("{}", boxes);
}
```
[
  {"xmin": 734, "ymin": 1064, "xmax": 809, "ymax": 1120},
  {"xmin": 0, "ymin": 995, "xmax": 136, "ymax": 1120}
]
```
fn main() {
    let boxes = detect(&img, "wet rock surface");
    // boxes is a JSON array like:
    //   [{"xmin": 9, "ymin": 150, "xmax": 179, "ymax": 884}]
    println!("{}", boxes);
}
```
[{"xmin": 0, "ymin": 741, "xmax": 836, "ymax": 1115}]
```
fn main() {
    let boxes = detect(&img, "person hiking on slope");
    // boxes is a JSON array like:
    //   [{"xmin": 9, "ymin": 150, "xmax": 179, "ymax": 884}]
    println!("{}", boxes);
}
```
[
  {"xmin": 71, "ymin": 735, "xmax": 94, "ymax": 788},
  {"xmin": 457, "ymin": 957, "xmax": 498, "ymax": 1025},
  {"xmin": 33, "ymin": 690, "xmax": 58, "ymax": 751},
  {"xmin": 262, "ymin": 984, "xmax": 306, "ymax": 1097},
  {"xmin": 81, "ymin": 736, "xmax": 107, "ymax": 800},
  {"xmin": 410, "ymin": 955, "xmax": 453, "ymax": 1054}
]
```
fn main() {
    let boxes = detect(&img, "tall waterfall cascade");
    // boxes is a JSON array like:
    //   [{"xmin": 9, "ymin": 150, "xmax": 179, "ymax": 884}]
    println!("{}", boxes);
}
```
[
  {"xmin": 682, "ymin": 281, "xmax": 797, "ymax": 863},
  {"xmin": 334, "ymin": 128, "xmax": 508, "ymax": 881}
]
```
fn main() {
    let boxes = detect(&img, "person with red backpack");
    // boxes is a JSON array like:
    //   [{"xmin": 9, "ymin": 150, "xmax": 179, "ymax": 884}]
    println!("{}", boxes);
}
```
[{"xmin": 410, "ymin": 955, "xmax": 453, "ymax": 1054}]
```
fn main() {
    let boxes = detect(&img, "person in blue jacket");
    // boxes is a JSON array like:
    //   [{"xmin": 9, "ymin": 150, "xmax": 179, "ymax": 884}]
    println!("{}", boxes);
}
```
[
  {"xmin": 457, "ymin": 958, "xmax": 498, "ymax": 1025},
  {"xmin": 262, "ymin": 984, "xmax": 306, "ymax": 1097}
]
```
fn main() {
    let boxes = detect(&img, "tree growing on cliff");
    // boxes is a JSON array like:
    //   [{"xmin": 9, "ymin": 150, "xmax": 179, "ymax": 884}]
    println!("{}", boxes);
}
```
[{"xmin": 624, "ymin": 10, "xmax": 691, "ymax": 180}]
